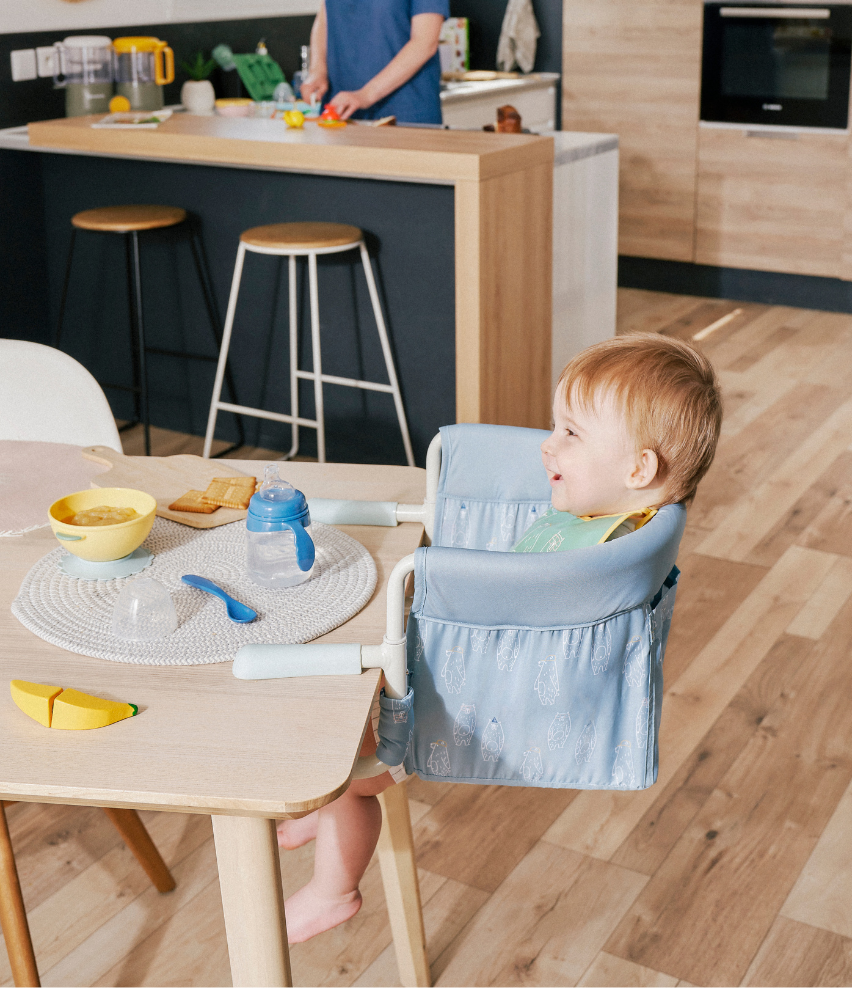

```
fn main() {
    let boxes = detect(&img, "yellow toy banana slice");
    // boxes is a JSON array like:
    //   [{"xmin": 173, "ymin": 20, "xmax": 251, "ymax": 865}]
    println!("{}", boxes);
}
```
[
  {"xmin": 10, "ymin": 681, "xmax": 137, "ymax": 730},
  {"xmin": 10, "ymin": 680, "xmax": 63, "ymax": 728}
]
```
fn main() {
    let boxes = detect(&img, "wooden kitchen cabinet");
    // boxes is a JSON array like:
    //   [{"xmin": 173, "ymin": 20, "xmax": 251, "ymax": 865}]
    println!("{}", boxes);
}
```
[
  {"xmin": 561, "ymin": 0, "xmax": 702, "ymax": 262},
  {"xmin": 695, "ymin": 126, "xmax": 849, "ymax": 278}
]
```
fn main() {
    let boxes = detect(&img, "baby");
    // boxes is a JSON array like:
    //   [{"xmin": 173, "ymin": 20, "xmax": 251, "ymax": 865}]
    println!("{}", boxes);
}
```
[
  {"xmin": 278, "ymin": 332, "xmax": 722, "ymax": 944},
  {"xmin": 514, "ymin": 333, "xmax": 722, "ymax": 552}
]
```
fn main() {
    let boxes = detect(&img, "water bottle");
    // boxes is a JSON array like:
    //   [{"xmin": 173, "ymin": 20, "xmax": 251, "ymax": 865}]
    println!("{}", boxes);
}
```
[{"xmin": 246, "ymin": 465, "xmax": 315, "ymax": 588}]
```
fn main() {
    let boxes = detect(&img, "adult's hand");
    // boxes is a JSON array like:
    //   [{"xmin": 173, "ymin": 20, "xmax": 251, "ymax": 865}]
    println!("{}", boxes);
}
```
[
  {"xmin": 328, "ymin": 88, "xmax": 372, "ymax": 120},
  {"xmin": 300, "ymin": 73, "xmax": 329, "ymax": 103}
]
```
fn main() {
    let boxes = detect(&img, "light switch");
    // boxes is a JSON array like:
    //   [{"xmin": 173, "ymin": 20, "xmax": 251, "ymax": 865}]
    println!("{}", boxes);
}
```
[
  {"xmin": 36, "ymin": 46, "xmax": 57, "ymax": 78},
  {"xmin": 11, "ymin": 49, "xmax": 37, "ymax": 82}
]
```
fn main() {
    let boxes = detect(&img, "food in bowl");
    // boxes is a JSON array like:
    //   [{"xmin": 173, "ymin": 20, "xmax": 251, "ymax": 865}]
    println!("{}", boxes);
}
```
[
  {"xmin": 67, "ymin": 505, "xmax": 141, "ymax": 526},
  {"xmin": 49, "ymin": 488, "xmax": 157, "ymax": 562}
]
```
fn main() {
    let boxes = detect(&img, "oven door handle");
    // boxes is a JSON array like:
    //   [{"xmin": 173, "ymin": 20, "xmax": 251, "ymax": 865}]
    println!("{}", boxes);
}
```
[{"xmin": 720, "ymin": 7, "xmax": 830, "ymax": 18}]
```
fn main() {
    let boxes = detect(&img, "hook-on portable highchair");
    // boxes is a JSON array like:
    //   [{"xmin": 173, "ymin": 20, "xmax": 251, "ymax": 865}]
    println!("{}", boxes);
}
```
[{"xmin": 234, "ymin": 424, "xmax": 686, "ymax": 986}]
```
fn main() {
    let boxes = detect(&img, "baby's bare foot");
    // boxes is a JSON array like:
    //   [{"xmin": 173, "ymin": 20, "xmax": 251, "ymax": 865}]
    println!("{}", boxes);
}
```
[
  {"xmin": 285, "ymin": 883, "xmax": 362, "ymax": 943},
  {"xmin": 277, "ymin": 812, "xmax": 319, "ymax": 850}
]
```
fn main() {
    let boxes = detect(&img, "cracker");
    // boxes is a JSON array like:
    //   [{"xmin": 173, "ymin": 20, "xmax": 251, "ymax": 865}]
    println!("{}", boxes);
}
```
[
  {"xmin": 201, "ymin": 475, "xmax": 257, "ymax": 510},
  {"xmin": 168, "ymin": 490, "xmax": 219, "ymax": 514}
]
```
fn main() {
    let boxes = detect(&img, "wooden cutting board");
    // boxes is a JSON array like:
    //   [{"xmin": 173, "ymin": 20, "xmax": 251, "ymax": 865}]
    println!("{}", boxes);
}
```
[{"xmin": 80, "ymin": 446, "xmax": 260, "ymax": 529}]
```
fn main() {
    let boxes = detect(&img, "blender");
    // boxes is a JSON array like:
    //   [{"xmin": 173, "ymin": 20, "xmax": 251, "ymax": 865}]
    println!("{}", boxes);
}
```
[
  {"xmin": 113, "ymin": 37, "xmax": 175, "ymax": 111},
  {"xmin": 53, "ymin": 36, "xmax": 114, "ymax": 117}
]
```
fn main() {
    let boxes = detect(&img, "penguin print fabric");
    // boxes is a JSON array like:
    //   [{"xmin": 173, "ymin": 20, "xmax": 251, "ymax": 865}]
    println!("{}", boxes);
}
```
[
  {"xmin": 391, "ymin": 423, "xmax": 685, "ymax": 790},
  {"xmin": 404, "ymin": 585, "xmax": 674, "ymax": 790}
]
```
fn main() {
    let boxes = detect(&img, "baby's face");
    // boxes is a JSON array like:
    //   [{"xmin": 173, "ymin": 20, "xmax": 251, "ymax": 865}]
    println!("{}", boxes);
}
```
[{"xmin": 541, "ymin": 389, "xmax": 644, "ymax": 517}]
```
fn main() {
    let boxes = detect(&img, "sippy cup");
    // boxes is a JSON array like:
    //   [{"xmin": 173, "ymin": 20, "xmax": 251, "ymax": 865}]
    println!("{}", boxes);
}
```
[{"xmin": 245, "ymin": 465, "xmax": 315, "ymax": 588}]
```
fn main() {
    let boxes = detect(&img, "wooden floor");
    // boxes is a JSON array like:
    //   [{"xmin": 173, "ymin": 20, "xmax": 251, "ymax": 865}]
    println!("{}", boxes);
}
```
[{"xmin": 6, "ymin": 288, "xmax": 852, "ymax": 986}]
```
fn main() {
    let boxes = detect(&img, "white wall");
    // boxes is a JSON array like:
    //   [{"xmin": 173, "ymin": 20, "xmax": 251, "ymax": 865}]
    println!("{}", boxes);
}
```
[{"xmin": 0, "ymin": 0, "xmax": 320, "ymax": 36}]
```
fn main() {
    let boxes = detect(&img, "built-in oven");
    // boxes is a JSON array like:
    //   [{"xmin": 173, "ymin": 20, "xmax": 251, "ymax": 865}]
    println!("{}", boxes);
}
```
[{"xmin": 701, "ymin": 3, "xmax": 852, "ymax": 129}]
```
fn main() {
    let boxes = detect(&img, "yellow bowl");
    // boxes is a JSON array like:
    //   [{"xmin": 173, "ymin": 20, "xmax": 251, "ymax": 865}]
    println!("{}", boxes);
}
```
[{"xmin": 49, "ymin": 488, "xmax": 157, "ymax": 562}]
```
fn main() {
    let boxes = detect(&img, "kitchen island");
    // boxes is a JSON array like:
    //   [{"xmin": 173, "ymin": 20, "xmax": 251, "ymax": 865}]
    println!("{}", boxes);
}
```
[{"xmin": 1, "ymin": 115, "xmax": 553, "ymax": 463}]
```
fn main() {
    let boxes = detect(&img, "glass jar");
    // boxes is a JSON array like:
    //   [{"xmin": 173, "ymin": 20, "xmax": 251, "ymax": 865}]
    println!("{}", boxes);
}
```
[{"xmin": 53, "ymin": 36, "xmax": 114, "ymax": 117}]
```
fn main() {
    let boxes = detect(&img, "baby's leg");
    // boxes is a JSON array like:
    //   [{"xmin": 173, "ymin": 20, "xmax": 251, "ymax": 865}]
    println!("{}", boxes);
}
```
[
  {"xmin": 284, "ymin": 770, "xmax": 394, "ymax": 943},
  {"xmin": 277, "ymin": 810, "xmax": 318, "ymax": 850}
]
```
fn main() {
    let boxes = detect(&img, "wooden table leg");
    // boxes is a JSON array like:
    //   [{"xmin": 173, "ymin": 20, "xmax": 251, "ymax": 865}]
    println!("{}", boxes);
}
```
[
  {"xmin": 377, "ymin": 783, "xmax": 430, "ymax": 988},
  {"xmin": 102, "ymin": 808, "xmax": 176, "ymax": 893},
  {"xmin": 0, "ymin": 802, "xmax": 40, "ymax": 988},
  {"xmin": 212, "ymin": 815, "xmax": 292, "ymax": 988}
]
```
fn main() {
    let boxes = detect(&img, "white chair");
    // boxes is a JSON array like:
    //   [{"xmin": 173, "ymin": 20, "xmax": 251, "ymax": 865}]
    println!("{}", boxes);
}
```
[
  {"xmin": 0, "ymin": 340, "xmax": 122, "ymax": 451},
  {"xmin": 0, "ymin": 340, "xmax": 176, "ymax": 988}
]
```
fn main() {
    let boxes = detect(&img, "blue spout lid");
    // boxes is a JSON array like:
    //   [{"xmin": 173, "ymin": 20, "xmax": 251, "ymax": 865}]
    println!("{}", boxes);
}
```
[{"xmin": 246, "ymin": 464, "xmax": 310, "ymax": 530}]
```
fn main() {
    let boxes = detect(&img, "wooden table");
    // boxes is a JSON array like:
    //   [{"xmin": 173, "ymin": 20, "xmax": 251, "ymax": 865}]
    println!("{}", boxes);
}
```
[{"xmin": 0, "ymin": 457, "xmax": 427, "ymax": 987}]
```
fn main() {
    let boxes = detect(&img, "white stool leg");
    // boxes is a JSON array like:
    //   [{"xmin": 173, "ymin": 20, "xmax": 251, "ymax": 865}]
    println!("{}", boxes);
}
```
[
  {"xmin": 284, "ymin": 253, "xmax": 299, "ymax": 460},
  {"xmin": 203, "ymin": 242, "xmax": 247, "ymax": 459},
  {"xmin": 307, "ymin": 251, "xmax": 326, "ymax": 463},
  {"xmin": 359, "ymin": 243, "xmax": 415, "ymax": 467}
]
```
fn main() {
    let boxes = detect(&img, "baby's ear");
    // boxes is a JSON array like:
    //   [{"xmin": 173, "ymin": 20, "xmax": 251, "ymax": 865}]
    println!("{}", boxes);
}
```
[{"xmin": 626, "ymin": 449, "xmax": 659, "ymax": 491}]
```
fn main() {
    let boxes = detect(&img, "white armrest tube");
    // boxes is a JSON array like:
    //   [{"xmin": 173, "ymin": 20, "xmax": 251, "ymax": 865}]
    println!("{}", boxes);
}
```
[
  {"xmin": 308, "ymin": 498, "xmax": 398, "ymax": 527},
  {"xmin": 233, "ymin": 643, "xmax": 362, "ymax": 679}
]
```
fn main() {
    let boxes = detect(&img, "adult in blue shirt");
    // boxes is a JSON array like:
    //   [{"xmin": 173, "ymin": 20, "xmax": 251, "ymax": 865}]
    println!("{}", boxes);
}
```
[{"xmin": 300, "ymin": 0, "xmax": 449, "ymax": 124}]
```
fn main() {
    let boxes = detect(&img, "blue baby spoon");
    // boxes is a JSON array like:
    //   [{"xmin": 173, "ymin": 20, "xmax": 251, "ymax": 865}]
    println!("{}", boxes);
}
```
[{"xmin": 181, "ymin": 574, "xmax": 257, "ymax": 623}]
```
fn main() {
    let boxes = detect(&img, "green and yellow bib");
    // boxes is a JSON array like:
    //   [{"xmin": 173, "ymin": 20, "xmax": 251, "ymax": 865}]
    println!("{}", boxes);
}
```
[{"xmin": 512, "ymin": 507, "xmax": 657, "ymax": 553}]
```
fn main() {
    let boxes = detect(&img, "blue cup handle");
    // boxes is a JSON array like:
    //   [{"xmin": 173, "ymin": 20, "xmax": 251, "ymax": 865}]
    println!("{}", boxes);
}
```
[
  {"xmin": 284, "ymin": 520, "xmax": 315, "ymax": 572},
  {"xmin": 56, "ymin": 532, "xmax": 85, "ymax": 541}
]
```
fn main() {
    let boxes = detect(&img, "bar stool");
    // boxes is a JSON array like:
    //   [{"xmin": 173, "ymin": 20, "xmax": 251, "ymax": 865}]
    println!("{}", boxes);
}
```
[
  {"xmin": 202, "ymin": 222, "xmax": 414, "ymax": 466},
  {"xmin": 55, "ymin": 204, "xmax": 244, "ymax": 457}
]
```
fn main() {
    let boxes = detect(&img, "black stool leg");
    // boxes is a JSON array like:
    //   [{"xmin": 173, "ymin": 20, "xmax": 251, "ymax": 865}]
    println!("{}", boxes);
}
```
[
  {"xmin": 129, "ymin": 231, "xmax": 151, "ymax": 456},
  {"xmin": 123, "ymin": 233, "xmax": 143, "ymax": 440},
  {"xmin": 188, "ymin": 228, "xmax": 246, "ymax": 455},
  {"xmin": 54, "ymin": 227, "xmax": 77, "ymax": 348}
]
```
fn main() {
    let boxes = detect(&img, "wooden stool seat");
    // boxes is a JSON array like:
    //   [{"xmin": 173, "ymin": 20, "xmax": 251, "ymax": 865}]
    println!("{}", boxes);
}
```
[
  {"xmin": 240, "ymin": 222, "xmax": 362, "ymax": 251},
  {"xmin": 71, "ymin": 205, "xmax": 187, "ymax": 233}
]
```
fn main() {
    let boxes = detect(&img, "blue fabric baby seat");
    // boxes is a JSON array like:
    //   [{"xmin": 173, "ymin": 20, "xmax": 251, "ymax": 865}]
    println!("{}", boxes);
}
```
[
  {"xmin": 235, "ymin": 423, "xmax": 685, "ymax": 792},
  {"xmin": 391, "ymin": 424, "xmax": 685, "ymax": 791}
]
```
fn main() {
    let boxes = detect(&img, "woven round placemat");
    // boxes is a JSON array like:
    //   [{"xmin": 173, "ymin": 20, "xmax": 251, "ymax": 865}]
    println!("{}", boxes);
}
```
[{"xmin": 12, "ymin": 517, "xmax": 377, "ymax": 665}]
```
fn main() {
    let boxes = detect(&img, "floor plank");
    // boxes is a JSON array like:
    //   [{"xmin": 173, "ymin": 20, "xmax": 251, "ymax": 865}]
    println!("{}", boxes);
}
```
[
  {"xmin": 414, "ymin": 783, "xmax": 576, "ymax": 892},
  {"xmin": 611, "ymin": 633, "xmax": 813, "ymax": 877},
  {"xmin": 604, "ymin": 594, "xmax": 852, "ymax": 986},
  {"xmin": 577, "ymin": 952, "xmax": 678, "ymax": 987},
  {"xmin": 435, "ymin": 844, "xmax": 646, "ymax": 987},
  {"xmin": 742, "ymin": 916, "xmax": 852, "ymax": 988},
  {"xmin": 781, "ymin": 779, "xmax": 852, "ymax": 940},
  {"xmin": 353, "ymin": 876, "xmax": 489, "ymax": 987}
]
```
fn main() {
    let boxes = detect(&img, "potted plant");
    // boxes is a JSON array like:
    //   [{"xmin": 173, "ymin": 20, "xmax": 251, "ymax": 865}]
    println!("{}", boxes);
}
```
[{"xmin": 180, "ymin": 52, "xmax": 216, "ymax": 115}]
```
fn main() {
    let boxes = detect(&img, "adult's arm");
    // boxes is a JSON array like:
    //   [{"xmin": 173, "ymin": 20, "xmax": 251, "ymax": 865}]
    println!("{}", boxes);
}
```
[
  {"xmin": 329, "ymin": 12, "xmax": 444, "ymax": 119},
  {"xmin": 300, "ymin": 1, "xmax": 329, "ymax": 103}
]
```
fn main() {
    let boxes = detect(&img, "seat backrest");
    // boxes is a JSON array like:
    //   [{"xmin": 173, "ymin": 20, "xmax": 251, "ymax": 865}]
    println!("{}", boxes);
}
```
[
  {"xmin": 396, "ymin": 424, "xmax": 686, "ymax": 792},
  {"xmin": 432, "ymin": 424, "xmax": 553, "ymax": 550},
  {"xmin": 0, "ymin": 340, "xmax": 122, "ymax": 452}
]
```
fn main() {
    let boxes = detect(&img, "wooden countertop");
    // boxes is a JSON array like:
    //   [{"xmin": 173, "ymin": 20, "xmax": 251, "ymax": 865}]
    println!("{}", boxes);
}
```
[{"xmin": 26, "ymin": 114, "xmax": 553, "ymax": 184}]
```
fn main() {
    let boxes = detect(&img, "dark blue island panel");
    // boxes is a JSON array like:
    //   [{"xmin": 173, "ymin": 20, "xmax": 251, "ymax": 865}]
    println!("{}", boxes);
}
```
[{"xmin": 1, "ymin": 148, "xmax": 455, "ymax": 466}]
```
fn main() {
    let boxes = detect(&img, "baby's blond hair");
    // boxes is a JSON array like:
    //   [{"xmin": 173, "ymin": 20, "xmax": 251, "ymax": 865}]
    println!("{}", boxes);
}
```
[{"xmin": 557, "ymin": 334, "xmax": 722, "ymax": 505}]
